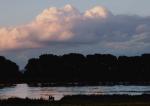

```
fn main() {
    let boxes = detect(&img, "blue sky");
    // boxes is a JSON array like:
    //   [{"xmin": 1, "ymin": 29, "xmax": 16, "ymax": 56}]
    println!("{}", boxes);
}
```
[{"xmin": 0, "ymin": 0, "xmax": 150, "ymax": 26}]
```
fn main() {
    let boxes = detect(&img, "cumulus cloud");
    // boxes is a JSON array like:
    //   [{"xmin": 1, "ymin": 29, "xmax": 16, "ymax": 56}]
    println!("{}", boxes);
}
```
[{"xmin": 0, "ymin": 4, "xmax": 150, "ymax": 54}]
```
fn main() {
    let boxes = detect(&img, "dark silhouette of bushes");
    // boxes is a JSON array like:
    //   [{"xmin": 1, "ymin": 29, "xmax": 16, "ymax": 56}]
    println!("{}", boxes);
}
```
[
  {"xmin": 1, "ymin": 53, "xmax": 150, "ymax": 84},
  {"xmin": 24, "ymin": 53, "xmax": 150, "ymax": 84},
  {"xmin": 60, "ymin": 94, "xmax": 150, "ymax": 103},
  {"xmin": 0, "ymin": 56, "xmax": 22, "ymax": 83},
  {"xmin": 0, "ymin": 98, "xmax": 51, "ymax": 105},
  {"xmin": 1, "ymin": 95, "xmax": 150, "ymax": 106}
]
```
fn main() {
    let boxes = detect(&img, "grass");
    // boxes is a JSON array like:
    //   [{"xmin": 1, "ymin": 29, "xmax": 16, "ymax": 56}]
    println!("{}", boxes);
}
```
[
  {"xmin": 1, "ymin": 95, "xmax": 150, "ymax": 106},
  {"xmin": 1, "ymin": 102, "xmax": 150, "ymax": 106}
]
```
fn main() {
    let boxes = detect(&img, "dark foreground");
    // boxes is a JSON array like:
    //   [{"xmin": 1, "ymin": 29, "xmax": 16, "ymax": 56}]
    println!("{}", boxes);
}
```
[{"xmin": 1, "ymin": 95, "xmax": 150, "ymax": 106}]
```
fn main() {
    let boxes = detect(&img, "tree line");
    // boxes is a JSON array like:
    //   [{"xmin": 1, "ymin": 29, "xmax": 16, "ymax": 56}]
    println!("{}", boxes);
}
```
[
  {"xmin": 0, "ymin": 56, "xmax": 22, "ymax": 83},
  {"xmin": 1, "ymin": 53, "xmax": 150, "ymax": 84}
]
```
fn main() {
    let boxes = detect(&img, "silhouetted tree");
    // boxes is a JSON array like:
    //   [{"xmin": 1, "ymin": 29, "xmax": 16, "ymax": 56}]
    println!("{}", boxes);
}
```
[
  {"xmin": 0, "ymin": 56, "xmax": 22, "ymax": 83},
  {"xmin": 3, "ymin": 53, "xmax": 150, "ymax": 85},
  {"xmin": 23, "ymin": 53, "xmax": 150, "ymax": 85}
]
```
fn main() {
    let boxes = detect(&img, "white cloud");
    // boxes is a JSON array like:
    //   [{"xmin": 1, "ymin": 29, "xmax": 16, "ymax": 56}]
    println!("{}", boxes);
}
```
[
  {"xmin": 84, "ymin": 6, "xmax": 112, "ymax": 18},
  {"xmin": 0, "ymin": 4, "xmax": 150, "ymax": 54}
]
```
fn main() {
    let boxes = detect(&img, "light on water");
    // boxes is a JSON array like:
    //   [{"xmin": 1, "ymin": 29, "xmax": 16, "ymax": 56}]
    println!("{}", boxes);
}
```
[{"xmin": 0, "ymin": 84, "xmax": 150, "ymax": 100}]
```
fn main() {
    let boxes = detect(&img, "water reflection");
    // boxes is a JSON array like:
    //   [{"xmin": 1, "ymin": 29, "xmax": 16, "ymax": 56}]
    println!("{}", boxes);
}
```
[{"xmin": 0, "ymin": 84, "xmax": 150, "ymax": 100}]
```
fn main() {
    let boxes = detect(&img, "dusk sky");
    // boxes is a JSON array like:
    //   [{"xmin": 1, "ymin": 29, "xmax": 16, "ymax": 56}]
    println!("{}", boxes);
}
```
[{"xmin": 0, "ymin": 0, "xmax": 150, "ymax": 69}]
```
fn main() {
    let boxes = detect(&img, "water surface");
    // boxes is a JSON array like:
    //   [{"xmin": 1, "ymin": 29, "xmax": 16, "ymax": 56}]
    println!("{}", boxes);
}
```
[{"xmin": 0, "ymin": 84, "xmax": 150, "ymax": 100}]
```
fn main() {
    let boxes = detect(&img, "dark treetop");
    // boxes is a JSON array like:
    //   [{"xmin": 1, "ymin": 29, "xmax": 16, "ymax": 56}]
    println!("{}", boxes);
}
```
[
  {"xmin": 0, "ymin": 56, "xmax": 22, "ymax": 83},
  {"xmin": 1, "ymin": 53, "xmax": 150, "ymax": 84},
  {"xmin": 24, "ymin": 53, "xmax": 150, "ymax": 84}
]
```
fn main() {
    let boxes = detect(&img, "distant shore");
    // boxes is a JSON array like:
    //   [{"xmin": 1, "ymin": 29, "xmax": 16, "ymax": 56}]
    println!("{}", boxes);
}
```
[
  {"xmin": 1, "ymin": 95, "xmax": 150, "ymax": 106},
  {"xmin": 27, "ymin": 82, "xmax": 150, "ymax": 87},
  {"xmin": 2, "ymin": 82, "xmax": 150, "ymax": 87},
  {"xmin": 1, "ymin": 53, "xmax": 150, "ymax": 84}
]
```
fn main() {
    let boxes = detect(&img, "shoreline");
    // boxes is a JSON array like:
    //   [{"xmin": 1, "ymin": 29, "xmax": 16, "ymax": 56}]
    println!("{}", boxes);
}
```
[
  {"xmin": 18, "ymin": 82, "xmax": 150, "ymax": 87},
  {"xmin": 1, "ymin": 95, "xmax": 150, "ymax": 106},
  {"xmin": 2, "ymin": 82, "xmax": 150, "ymax": 88}
]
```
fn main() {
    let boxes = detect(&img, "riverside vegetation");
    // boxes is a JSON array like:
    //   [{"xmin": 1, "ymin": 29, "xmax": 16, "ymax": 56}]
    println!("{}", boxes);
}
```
[
  {"xmin": 1, "ymin": 95, "xmax": 150, "ymax": 106},
  {"xmin": 1, "ymin": 53, "xmax": 150, "ymax": 84},
  {"xmin": 1, "ymin": 53, "xmax": 150, "ymax": 105}
]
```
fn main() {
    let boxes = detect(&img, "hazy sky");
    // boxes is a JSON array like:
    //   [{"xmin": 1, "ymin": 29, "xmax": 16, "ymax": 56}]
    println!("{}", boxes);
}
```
[
  {"xmin": 0, "ymin": 0, "xmax": 150, "ymax": 26},
  {"xmin": 0, "ymin": 0, "xmax": 150, "ymax": 69}
]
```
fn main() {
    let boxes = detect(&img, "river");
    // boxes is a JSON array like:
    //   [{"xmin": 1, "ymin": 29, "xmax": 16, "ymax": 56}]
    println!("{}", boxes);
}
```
[{"xmin": 0, "ymin": 84, "xmax": 150, "ymax": 100}]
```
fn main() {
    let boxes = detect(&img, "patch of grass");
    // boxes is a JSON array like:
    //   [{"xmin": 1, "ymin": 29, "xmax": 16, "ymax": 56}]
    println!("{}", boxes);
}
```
[{"xmin": 1, "ymin": 95, "xmax": 150, "ymax": 106}]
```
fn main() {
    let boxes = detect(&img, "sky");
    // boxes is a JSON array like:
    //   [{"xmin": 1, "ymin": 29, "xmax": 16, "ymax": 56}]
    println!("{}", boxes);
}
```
[
  {"xmin": 1, "ymin": 0, "xmax": 150, "ymax": 26},
  {"xmin": 0, "ymin": 0, "xmax": 150, "ymax": 69}
]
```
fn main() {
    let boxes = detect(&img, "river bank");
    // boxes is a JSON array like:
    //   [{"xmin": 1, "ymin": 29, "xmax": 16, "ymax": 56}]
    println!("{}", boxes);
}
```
[{"xmin": 1, "ymin": 95, "xmax": 150, "ymax": 106}]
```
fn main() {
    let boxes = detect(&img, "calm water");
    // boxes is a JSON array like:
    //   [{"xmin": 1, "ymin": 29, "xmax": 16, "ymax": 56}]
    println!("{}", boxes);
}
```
[{"xmin": 0, "ymin": 84, "xmax": 150, "ymax": 100}]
